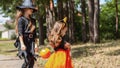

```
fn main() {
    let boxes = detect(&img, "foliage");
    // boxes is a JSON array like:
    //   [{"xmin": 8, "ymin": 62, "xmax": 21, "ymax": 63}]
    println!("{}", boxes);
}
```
[
  {"xmin": 3, "ymin": 22, "xmax": 15, "ymax": 29},
  {"xmin": 0, "ymin": 31, "xmax": 2, "ymax": 38},
  {"xmin": 100, "ymin": 0, "xmax": 120, "ymax": 40},
  {"xmin": 0, "ymin": 0, "xmax": 22, "ymax": 18},
  {"xmin": 74, "ymin": 14, "xmax": 82, "ymax": 41},
  {"xmin": 10, "ymin": 33, "xmax": 16, "ymax": 40}
]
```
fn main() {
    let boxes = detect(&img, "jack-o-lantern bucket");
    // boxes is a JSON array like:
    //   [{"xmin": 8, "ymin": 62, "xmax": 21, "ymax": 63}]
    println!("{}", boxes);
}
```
[{"xmin": 39, "ymin": 48, "xmax": 51, "ymax": 59}]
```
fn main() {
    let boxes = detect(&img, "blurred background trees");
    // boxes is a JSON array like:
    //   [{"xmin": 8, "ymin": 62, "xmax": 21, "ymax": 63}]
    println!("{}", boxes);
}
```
[{"xmin": 0, "ymin": 0, "xmax": 120, "ymax": 45}]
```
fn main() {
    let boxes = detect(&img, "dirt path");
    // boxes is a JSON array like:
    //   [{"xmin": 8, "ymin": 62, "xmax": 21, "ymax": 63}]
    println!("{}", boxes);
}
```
[
  {"xmin": 0, "ymin": 40, "xmax": 43, "ymax": 68},
  {"xmin": 0, "ymin": 54, "xmax": 43, "ymax": 68},
  {"xmin": 0, "ymin": 55, "xmax": 23, "ymax": 68}
]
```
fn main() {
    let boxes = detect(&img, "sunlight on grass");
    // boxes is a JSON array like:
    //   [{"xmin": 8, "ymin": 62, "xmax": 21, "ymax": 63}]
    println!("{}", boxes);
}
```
[
  {"xmin": 71, "ymin": 40, "xmax": 120, "ymax": 68},
  {"xmin": 0, "ymin": 40, "xmax": 17, "ymax": 55}
]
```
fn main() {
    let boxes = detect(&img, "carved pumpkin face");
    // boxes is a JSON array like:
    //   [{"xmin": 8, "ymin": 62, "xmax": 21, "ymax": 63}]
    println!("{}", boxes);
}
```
[{"xmin": 39, "ymin": 48, "xmax": 51, "ymax": 59}]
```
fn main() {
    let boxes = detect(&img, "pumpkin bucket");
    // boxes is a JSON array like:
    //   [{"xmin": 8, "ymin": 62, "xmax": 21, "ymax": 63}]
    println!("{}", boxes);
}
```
[{"xmin": 39, "ymin": 48, "xmax": 51, "ymax": 59}]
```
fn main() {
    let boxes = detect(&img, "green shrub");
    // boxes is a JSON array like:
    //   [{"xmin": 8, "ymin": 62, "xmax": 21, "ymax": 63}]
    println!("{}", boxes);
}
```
[
  {"xmin": 0, "ymin": 31, "xmax": 2, "ymax": 38},
  {"xmin": 11, "ymin": 33, "xmax": 16, "ymax": 40}
]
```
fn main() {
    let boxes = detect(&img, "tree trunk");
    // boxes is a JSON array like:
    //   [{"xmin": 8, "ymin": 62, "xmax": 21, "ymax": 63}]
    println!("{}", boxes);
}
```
[
  {"xmin": 46, "ymin": 0, "xmax": 55, "ymax": 38},
  {"xmin": 93, "ymin": 0, "xmax": 100, "ymax": 43},
  {"xmin": 88, "ymin": 0, "xmax": 94, "ymax": 42},
  {"xmin": 38, "ymin": 16, "xmax": 44, "ymax": 45},
  {"xmin": 50, "ymin": 0, "xmax": 55, "ymax": 24},
  {"xmin": 68, "ymin": 0, "xmax": 75, "ymax": 43},
  {"xmin": 115, "ymin": 0, "xmax": 119, "ymax": 39},
  {"xmin": 57, "ymin": 0, "xmax": 63, "ymax": 20},
  {"xmin": 81, "ymin": 0, "xmax": 87, "ymax": 43}
]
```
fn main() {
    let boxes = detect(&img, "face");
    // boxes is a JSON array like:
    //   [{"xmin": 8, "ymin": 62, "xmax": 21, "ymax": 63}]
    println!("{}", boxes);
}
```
[{"xmin": 24, "ymin": 8, "xmax": 33, "ymax": 15}]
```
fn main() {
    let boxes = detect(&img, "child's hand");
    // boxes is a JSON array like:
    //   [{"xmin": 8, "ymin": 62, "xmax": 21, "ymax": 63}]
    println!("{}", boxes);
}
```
[
  {"xmin": 64, "ymin": 42, "xmax": 71, "ymax": 50},
  {"xmin": 35, "ymin": 43, "xmax": 39, "ymax": 54},
  {"xmin": 21, "ymin": 44, "xmax": 26, "ymax": 51},
  {"xmin": 35, "ymin": 47, "xmax": 39, "ymax": 53}
]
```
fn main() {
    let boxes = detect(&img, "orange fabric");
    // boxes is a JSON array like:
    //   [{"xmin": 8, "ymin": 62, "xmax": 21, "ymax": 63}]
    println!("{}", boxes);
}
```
[{"xmin": 45, "ymin": 49, "xmax": 73, "ymax": 68}]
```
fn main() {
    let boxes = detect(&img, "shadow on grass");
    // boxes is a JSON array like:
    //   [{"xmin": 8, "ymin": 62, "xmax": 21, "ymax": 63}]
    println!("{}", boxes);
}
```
[
  {"xmin": 5, "ymin": 49, "xmax": 17, "ymax": 52},
  {"xmin": 72, "ymin": 45, "xmax": 97, "ymax": 58},
  {"xmin": 105, "ymin": 49, "xmax": 120, "ymax": 56},
  {"xmin": 72, "ymin": 40, "xmax": 120, "ymax": 58},
  {"xmin": 0, "ymin": 49, "xmax": 17, "ymax": 55}
]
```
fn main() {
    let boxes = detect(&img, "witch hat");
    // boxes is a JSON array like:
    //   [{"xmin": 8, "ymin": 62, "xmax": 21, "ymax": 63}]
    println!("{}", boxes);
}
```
[{"xmin": 16, "ymin": 0, "xmax": 37, "ymax": 11}]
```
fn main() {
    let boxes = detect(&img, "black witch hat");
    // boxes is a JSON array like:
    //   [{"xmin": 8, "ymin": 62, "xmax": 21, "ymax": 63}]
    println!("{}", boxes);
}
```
[{"xmin": 16, "ymin": 0, "xmax": 37, "ymax": 11}]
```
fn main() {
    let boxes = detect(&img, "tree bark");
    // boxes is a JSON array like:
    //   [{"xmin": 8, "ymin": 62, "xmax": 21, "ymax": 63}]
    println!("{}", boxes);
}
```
[
  {"xmin": 57, "ymin": 0, "xmax": 63, "ymax": 20},
  {"xmin": 88, "ymin": 0, "xmax": 94, "ymax": 42},
  {"xmin": 38, "ymin": 16, "xmax": 44, "ymax": 45},
  {"xmin": 93, "ymin": 0, "xmax": 100, "ymax": 43},
  {"xmin": 68, "ymin": 0, "xmax": 75, "ymax": 43},
  {"xmin": 115, "ymin": 0, "xmax": 119, "ymax": 39},
  {"xmin": 81, "ymin": 0, "xmax": 87, "ymax": 43},
  {"xmin": 46, "ymin": 0, "xmax": 55, "ymax": 38}
]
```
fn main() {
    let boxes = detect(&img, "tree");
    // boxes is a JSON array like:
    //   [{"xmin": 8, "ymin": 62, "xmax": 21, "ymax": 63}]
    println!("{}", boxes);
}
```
[
  {"xmin": 93, "ymin": 0, "xmax": 100, "ymax": 43},
  {"xmin": 115, "ymin": 0, "xmax": 119, "ymax": 39},
  {"xmin": 57, "ymin": 0, "xmax": 63, "ymax": 20},
  {"xmin": 88, "ymin": 0, "xmax": 94, "ymax": 42},
  {"xmin": 46, "ymin": 0, "xmax": 55, "ymax": 38},
  {"xmin": 88, "ymin": 0, "xmax": 100, "ymax": 43},
  {"xmin": 67, "ymin": 0, "xmax": 75, "ymax": 43},
  {"xmin": 81, "ymin": 0, "xmax": 87, "ymax": 42}
]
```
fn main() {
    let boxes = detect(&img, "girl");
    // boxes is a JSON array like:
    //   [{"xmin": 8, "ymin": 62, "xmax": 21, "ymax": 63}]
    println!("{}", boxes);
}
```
[
  {"xmin": 15, "ymin": 0, "xmax": 38, "ymax": 68},
  {"xmin": 45, "ymin": 17, "xmax": 73, "ymax": 68}
]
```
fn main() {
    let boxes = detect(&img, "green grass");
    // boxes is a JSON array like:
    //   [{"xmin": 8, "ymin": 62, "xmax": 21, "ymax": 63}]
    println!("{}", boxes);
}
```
[
  {"xmin": 0, "ymin": 40, "xmax": 17, "ymax": 55},
  {"xmin": 0, "ymin": 38, "xmax": 10, "ymax": 41}
]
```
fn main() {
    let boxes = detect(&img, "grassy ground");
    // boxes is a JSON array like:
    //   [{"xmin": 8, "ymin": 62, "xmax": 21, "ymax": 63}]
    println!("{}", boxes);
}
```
[
  {"xmin": 0, "ymin": 40, "xmax": 17, "ymax": 56},
  {"xmin": 1, "ymin": 40, "xmax": 120, "ymax": 68},
  {"xmin": 72, "ymin": 40, "xmax": 120, "ymax": 68}
]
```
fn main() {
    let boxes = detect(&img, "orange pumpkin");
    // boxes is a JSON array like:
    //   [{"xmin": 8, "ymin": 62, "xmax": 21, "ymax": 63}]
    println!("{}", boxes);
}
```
[{"xmin": 39, "ymin": 48, "xmax": 51, "ymax": 59}]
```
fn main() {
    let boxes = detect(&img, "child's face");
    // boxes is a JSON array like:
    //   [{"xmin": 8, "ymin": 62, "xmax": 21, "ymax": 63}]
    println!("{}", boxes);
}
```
[{"xmin": 24, "ymin": 8, "xmax": 33, "ymax": 15}]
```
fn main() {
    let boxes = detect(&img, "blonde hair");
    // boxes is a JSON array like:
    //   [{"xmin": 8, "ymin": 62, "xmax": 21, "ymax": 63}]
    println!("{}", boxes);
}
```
[
  {"xmin": 51, "ymin": 21, "xmax": 67, "ymax": 36},
  {"xmin": 48, "ymin": 21, "xmax": 67, "ymax": 45},
  {"xmin": 15, "ymin": 10, "xmax": 23, "ymax": 35}
]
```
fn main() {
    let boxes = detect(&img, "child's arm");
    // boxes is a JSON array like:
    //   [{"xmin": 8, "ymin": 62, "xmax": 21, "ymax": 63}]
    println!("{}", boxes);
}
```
[
  {"xmin": 34, "ymin": 38, "xmax": 39, "ymax": 53},
  {"xmin": 19, "ymin": 36, "xmax": 26, "ymax": 50},
  {"xmin": 64, "ymin": 42, "xmax": 71, "ymax": 50}
]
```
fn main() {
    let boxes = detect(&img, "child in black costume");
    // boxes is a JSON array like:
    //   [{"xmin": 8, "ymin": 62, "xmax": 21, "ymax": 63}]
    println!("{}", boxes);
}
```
[{"xmin": 15, "ymin": 0, "xmax": 38, "ymax": 68}]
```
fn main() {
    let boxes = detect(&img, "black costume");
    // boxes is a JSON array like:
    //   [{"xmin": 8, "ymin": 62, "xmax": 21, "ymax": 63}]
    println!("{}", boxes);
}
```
[{"xmin": 17, "ymin": 16, "xmax": 37, "ymax": 68}]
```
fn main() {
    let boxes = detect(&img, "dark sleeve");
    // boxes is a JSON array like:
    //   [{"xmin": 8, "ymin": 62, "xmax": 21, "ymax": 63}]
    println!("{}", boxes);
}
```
[
  {"xmin": 35, "ymin": 21, "xmax": 37, "ymax": 38},
  {"xmin": 32, "ymin": 18, "xmax": 37, "ymax": 38},
  {"xmin": 18, "ymin": 17, "xmax": 24, "ymax": 36}
]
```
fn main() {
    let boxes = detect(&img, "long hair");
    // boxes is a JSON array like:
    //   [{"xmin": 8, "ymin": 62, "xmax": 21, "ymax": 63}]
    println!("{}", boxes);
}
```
[
  {"xmin": 48, "ymin": 20, "xmax": 67, "ymax": 47},
  {"xmin": 51, "ymin": 21, "xmax": 67, "ymax": 37},
  {"xmin": 15, "ymin": 10, "xmax": 23, "ymax": 35}
]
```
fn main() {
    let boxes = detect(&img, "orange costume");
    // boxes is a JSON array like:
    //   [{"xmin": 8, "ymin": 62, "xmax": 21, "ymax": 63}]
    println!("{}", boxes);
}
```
[
  {"xmin": 45, "ymin": 49, "xmax": 73, "ymax": 68},
  {"xmin": 45, "ymin": 17, "xmax": 73, "ymax": 68}
]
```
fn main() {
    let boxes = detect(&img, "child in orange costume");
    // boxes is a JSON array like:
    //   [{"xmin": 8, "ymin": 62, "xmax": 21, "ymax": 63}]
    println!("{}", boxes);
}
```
[{"xmin": 45, "ymin": 17, "xmax": 73, "ymax": 68}]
